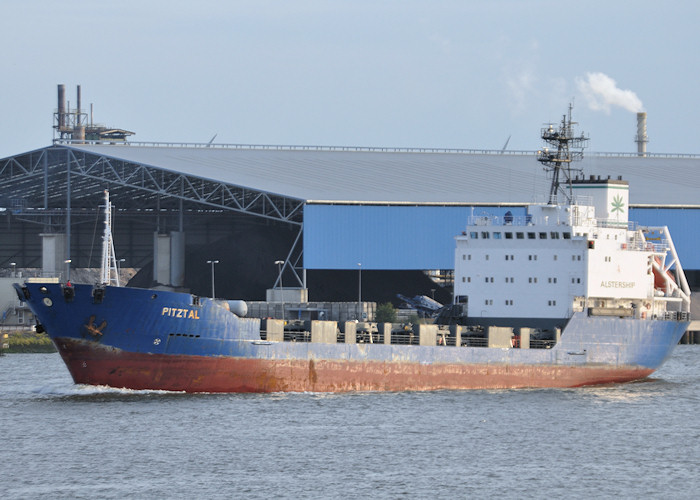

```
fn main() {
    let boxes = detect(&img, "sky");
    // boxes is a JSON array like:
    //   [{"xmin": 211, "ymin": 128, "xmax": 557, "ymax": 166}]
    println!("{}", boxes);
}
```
[{"xmin": 1, "ymin": 1, "xmax": 699, "ymax": 159}]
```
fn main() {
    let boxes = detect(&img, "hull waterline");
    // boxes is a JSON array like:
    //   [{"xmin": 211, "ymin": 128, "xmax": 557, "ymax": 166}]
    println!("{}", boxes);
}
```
[{"xmin": 54, "ymin": 337, "xmax": 657, "ymax": 393}]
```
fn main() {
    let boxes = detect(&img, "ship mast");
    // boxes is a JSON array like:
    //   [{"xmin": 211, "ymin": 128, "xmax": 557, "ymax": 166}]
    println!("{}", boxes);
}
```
[
  {"xmin": 100, "ymin": 189, "xmax": 120, "ymax": 286},
  {"xmin": 537, "ymin": 103, "xmax": 589, "ymax": 204}
]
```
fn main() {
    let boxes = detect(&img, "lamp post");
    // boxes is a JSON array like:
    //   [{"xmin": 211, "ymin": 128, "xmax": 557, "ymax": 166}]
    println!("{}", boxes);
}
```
[
  {"xmin": 10, "ymin": 262, "xmax": 16, "ymax": 278},
  {"xmin": 64, "ymin": 259, "xmax": 71, "ymax": 282},
  {"xmin": 118, "ymin": 258, "xmax": 125, "ymax": 286},
  {"xmin": 358, "ymin": 262, "xmax": 362, "ymax": 319},
  {"xmin": 275, "ymin": 260, "xmax": 284, "ymax": 323},
  {"xmin": 206, "ymin": 260, "xmax": 219, "ymax": 298}
]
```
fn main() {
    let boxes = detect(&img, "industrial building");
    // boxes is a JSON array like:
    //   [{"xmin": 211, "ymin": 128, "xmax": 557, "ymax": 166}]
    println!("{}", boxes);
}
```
[
  {"xmin": 2, "ymin": 142, "xmax": 699, "ymax": 282},
  {"xmin": 1, "ymin": 86, "xmax": 699, "ymax": 332}
]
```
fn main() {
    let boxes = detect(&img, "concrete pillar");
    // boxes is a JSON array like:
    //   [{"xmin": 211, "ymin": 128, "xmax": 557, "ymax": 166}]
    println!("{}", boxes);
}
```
[
  {"xmin": 518, "ymin": 327, "xmax": 532, "ymax": 349},
  {"xmin": 418, "ymin": 324, "xmax": 438, "ymax": 346},
  {"xmin": 153, "ymin": 231, "xmax": 186, "ymax": 287},
  {"xmin": 154, "ymin": 232, "xmax": 171, "ymax": 285},
  {"xmin": 311, "ymin": 320, "xmax": 337, "ymax": 343},
  {"xmin": 264, "ymin": 319, "xmax": 284, "ymax": 342},
  {"xmin": 40, "ymin": 233, "xmax": 67, "ymax": 278},
  {"xmin": 378, "ymin": 323, "xmax": 392, "ymax": 344},
  {"xmin": 488, "ymin": 326, "xmax": 513, "ymax": 348},
  {"xmin": 343, "ymin": 321, "xmax": 357, "ymax": 343},
  {"xmin": 450, "ymin": 324, "xmax": 463, "ymax": 347},
  {"xmin": 170, "ymin": 231, "xmax": 185, "ymax": 287}
]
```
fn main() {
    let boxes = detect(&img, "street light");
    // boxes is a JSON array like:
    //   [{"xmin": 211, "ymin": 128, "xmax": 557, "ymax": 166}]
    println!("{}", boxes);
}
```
[
  {"xmin": 64, "ymin": 259, "xmax": 71, "ymax": 282},
  {"xmin": 358, "ymin": 262, "xmax": 362, "ymax": 319},
  {"xmin": 118, "ymin": 259, "xmax": 125, "ymax": 286},
  {"xmin": 274, "ymin": 260, "xmax": 285, "ymax": 323},
  {"xmin": 206, "ymin": 260, "xmax": 219, "ymax": 298},
  {"xmin": 10, "ymin": 262, "xmax": 16, "ymax": 278}
]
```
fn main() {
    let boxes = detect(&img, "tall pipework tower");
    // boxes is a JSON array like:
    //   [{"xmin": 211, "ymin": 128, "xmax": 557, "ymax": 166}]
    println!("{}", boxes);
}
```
[
  {"xmin": 635, "ymin": 112, "xmax": 648, "ymax": 157},
  {"xmin": 74, "ymin": 85, "xmax": 85, "ymax": 141},
  {"xmin": 57, "ymin": 84, "xmax": 67, "ymax": 131},
  {"xmin": 54, "ymin": 84, "xmax": 88, "ymax": 141},
  {"xmin": 52, "ymin": 84, "xmax": 134, "ymax": 143}
]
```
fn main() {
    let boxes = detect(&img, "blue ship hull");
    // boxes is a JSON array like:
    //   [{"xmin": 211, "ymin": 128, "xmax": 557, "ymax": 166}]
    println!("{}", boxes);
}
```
[{"xmin": 14, "ymin": 282, "xmax": 689, "ymax": 392}]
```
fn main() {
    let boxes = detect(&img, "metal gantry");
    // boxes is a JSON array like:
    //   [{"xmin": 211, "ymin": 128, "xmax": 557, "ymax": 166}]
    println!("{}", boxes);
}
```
[
  {"xmin": 0, "ymin": 145, "xmax": 305, "ymax": 225},
  {"xmin": 0, "ymin": 144, "xmax": 307, "ymax": 286}
]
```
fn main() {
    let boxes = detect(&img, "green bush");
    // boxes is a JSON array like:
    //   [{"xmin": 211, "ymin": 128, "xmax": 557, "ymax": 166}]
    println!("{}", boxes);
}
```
[
  {"xmin": 375, "ymin": 302, "xmax": 397, "ymax": 323},
  {"xmin": 2, "ymin": 331, "xmax": 56, "ymax": 353}
]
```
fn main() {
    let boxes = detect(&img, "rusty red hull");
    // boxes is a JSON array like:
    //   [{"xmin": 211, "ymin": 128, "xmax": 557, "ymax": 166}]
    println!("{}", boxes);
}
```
[{"xmin": 56, "ymin": 338, "xmax": 653, "ymax": 393}]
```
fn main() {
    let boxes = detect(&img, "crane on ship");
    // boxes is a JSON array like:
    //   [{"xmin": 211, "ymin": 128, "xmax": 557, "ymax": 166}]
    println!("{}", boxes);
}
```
[{"xmin": 100, "ymin": 190, "xmax": 120, "ymax": 287}]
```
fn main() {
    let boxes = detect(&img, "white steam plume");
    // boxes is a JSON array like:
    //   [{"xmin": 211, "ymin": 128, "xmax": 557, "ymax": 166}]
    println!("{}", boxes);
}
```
[{"xmin": 576, "ymin": 72, "xmax": 644, "ymax": 113}]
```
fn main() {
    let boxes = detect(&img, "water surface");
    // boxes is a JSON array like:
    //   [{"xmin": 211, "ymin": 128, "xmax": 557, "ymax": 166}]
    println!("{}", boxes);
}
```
[{"xmin": 2, "ymin": 348, "xmax": 699, "ymax": 499}]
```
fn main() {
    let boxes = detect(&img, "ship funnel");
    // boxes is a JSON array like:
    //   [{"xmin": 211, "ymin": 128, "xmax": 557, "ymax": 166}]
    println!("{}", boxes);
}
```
[{"xmin": 635, "ymin": 112, "xmax": 648, "ymax": 157}]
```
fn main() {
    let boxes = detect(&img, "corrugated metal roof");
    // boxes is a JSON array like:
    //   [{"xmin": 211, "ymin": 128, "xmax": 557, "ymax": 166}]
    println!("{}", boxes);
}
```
[{"xmin": 68, "ymin": 144, "xmax": 700, "ymax": 206}]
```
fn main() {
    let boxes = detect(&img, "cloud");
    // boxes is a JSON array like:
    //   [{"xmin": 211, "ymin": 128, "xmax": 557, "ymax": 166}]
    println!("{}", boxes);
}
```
[
  {"xmin": 506, "ymin": 69, "xmax": 537, "ymax": 112},
  {"xmin": 576, "ymin": 72, "xmax": 644, "ymax": 113}
]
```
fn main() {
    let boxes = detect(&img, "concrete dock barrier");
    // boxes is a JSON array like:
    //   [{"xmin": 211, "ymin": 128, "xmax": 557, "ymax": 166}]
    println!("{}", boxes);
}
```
[
  {"xmin": 487, "ymin": 326, "xmax": 513, "ymax": 348},
  {"xmin": 311, "ymin": 320, "xmax": 337, "ymax": 343},
  {"xmin": 264, "ymin": 319, "xmax": 284, "ymax": 342},
  {"xmin": 343, "ymin": 321, "xmax": 357, "ymax": 344},
  {"xmin": 418, "ymin": 324, "xmax": 438, "ymax": 346}
]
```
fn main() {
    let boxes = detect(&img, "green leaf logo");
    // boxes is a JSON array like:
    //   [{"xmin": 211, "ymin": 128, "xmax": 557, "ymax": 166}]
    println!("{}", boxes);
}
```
[{"xmin": 611, "ymin": 195, "xmax": 625, "ymax": 214}]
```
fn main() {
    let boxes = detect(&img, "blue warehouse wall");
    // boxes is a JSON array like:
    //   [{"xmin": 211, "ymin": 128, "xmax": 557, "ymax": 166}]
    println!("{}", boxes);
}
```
[
  {"xmin": 304, "ymin": 205, "xmax": 700, "ymax": 271},
  {"xmin": 304, "ymin": 205, "xmax": 526, "ymax": 270},
  {"xmin": 630, "ymin": 208, "xmax": 700, "ymax": 270}
]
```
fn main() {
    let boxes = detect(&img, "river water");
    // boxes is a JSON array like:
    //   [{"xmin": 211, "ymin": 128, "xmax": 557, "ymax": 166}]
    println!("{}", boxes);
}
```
[{"xmin": 2, "ymin": 348, "xmax": 699, "ymax": 499}]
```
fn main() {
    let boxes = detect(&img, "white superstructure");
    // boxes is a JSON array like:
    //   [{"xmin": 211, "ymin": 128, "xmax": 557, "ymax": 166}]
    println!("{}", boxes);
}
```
[{"xmin": 454, "ymin": 177, "xmax": 690, "ymax": 327}]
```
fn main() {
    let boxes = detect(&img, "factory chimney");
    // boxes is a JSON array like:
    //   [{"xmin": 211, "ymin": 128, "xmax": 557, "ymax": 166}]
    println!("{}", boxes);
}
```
[
  {"xmin": 74, "ymin": 85, "xmax": 85, "ymax": 142},
  {"xmin": 57, "ymin": 84, "xmax": 66, "ymax": 130},
  {"xmin": 635, "ymin": 112, "xmax": 648, "ymax": 157},
  {"xmin": 52, "ymin": 84, "xmax": 135, "ymax": 143}
]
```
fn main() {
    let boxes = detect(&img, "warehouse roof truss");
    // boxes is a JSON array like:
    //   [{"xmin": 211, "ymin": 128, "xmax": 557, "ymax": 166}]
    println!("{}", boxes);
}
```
[{"xmin": 0, "ymin": 146, "xmax": 305, "ymax": 226}]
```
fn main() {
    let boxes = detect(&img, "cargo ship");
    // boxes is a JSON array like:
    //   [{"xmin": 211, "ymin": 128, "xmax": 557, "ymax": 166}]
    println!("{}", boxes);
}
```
[{"xmin": 13, "ymin": 109, "xmax": 691, "ymax": 392}]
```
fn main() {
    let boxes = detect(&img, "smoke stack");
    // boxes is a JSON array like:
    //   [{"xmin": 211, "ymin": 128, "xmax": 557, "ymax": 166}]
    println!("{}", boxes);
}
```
[
  {"xmin": 635, "ymin": 112, "xmax": 648, "ymax": 157},
  {"xmin": 57, "ymin": 84, "xmax": 66, "ymax": 129},
  {"xmin": 74, "ymin": 85, "xmax": 85, "ymax": 142}
]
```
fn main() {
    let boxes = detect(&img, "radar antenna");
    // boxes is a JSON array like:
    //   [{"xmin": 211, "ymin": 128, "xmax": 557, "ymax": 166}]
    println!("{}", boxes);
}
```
[{"xmin": 537, "ymin": 103, "xmax": 589, "ymax": 204}]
